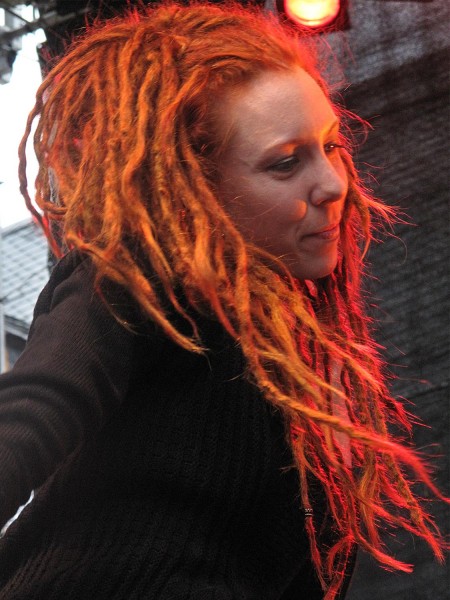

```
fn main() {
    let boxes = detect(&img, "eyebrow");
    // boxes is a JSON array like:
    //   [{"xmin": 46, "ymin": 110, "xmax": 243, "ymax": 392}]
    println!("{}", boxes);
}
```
[{"xmin": 325, "ymin": 118, "xmax": 340, "ymax": 134}]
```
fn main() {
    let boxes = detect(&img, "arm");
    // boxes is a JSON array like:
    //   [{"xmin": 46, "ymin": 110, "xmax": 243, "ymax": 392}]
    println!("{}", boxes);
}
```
[{"xmin": 0, "ymin": 252, "xmax": 137, "ymax": 527}]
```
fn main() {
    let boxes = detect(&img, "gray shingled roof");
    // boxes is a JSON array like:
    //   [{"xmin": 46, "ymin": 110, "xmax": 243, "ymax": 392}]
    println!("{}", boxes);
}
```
[{"xmin": 1, "ymin": 219, "xmax": 50, "ymax": 338}]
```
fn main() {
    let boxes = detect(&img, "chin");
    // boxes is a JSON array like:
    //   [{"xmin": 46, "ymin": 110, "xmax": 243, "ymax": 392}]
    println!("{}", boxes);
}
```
[{"xmin": 288, "ymin": 254, "xmax": 339, "ymax": 281}]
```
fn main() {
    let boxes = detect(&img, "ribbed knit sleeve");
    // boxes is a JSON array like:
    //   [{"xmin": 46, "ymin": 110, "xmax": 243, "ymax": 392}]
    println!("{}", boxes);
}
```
[{"xmin": 0, "ymin": 252, "xmax": 137, "ymax": 527}]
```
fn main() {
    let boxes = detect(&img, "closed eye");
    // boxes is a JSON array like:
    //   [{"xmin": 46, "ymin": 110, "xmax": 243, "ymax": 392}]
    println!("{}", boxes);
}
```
[
  {"xmin": 266, "ymin": 139, "xmax": 343, "ymax": 177},
  {"xmin": 267, "ymin": 155, "xmax": 300, "ymax": 175}
]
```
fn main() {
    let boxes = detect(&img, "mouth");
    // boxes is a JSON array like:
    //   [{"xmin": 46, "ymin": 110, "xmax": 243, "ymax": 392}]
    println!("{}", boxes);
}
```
[{"xmin": 303, "ymin": 222, "xmax": 341, "ymax": 241}]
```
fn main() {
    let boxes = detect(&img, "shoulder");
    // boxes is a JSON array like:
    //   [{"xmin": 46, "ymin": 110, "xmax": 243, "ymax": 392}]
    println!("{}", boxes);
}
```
[
  {"xmin": 30, "ymin": 251, "xmax": 96, "ymax": 325},
  {"xmin": 29, "ymin": 251, "xmax": 142, "ymax": 339}
]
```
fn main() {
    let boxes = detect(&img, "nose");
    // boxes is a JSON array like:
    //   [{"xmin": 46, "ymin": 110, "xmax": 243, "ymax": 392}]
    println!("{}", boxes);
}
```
[{"xmin": 309, "ymin": 154, "xmax": 348, "ymax": 207}]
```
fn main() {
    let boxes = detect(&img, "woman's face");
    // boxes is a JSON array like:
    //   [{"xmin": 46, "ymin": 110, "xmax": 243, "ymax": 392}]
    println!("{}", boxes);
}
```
[{"xmin": 214, "ymin": 67, "xmax": 348, "ymax": 280}]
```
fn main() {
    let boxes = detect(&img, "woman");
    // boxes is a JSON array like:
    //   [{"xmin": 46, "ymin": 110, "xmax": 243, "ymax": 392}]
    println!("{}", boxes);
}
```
[{"xmin": 0, "ymin": 3, "xmax": 446, "ymax": 599}]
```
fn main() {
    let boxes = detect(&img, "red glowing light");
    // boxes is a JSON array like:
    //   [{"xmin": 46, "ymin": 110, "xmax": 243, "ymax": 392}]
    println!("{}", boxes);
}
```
[{"xmin": 284, "ymin": 0, "xmax": 341, "ymax": 28}]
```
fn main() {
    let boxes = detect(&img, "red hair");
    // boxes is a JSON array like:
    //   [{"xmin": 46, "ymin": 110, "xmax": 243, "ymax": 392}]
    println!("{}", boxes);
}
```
[{"xmin": 18, "ymin": 3, "xmax": 447, "ymax": 597}]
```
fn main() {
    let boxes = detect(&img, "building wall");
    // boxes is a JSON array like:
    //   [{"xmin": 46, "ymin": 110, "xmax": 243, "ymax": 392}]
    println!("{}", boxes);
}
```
[
  {"xmin": 1, "ymin": 221, "xmax": 49, "ymax": 370},
  {"xmin": 326, "ymin": 1, "xmax": 449, "ymax": 598}
]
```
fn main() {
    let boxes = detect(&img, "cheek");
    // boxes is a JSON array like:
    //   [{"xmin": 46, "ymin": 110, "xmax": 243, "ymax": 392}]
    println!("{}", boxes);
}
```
[
  {"xmin": 290, "ymin": 199, "xmax": 308, "ymax": 221},
  {"xmin": 218, "ymin": 176, "xmax": 263, "ymax": 220},
  {"xmin": 337, "ymin": 160, "xmax": 349, "ymax": 197}
]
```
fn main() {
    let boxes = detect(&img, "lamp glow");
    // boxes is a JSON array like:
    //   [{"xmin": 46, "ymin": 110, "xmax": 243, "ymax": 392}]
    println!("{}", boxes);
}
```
[{"xmin": 284, "ymin": 0, "xmax": 341, "ymax": 28}]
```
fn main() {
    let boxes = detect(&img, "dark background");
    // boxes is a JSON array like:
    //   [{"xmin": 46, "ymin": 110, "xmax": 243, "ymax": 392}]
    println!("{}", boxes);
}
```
[{"xmin": 325, "ymin": 1, "xmax": 449, "ymax": 598}]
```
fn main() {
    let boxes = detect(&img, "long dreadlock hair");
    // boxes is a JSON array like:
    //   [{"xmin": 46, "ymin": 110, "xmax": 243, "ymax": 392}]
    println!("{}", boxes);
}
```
[{"xmin": 18, "ymin": 2, "xmax": 447, "ymax": 598}]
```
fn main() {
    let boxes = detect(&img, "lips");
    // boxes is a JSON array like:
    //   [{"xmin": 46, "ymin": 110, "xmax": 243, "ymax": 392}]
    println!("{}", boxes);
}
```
[{"xmin": 303, "ymin": 222, "xmax": 341, "ymax": 241}]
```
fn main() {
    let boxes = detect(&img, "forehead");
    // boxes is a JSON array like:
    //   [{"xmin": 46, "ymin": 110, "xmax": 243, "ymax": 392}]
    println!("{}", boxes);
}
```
[{"xmin": 214, "ymin": 67, "xmax": 337, "ymax": 156}]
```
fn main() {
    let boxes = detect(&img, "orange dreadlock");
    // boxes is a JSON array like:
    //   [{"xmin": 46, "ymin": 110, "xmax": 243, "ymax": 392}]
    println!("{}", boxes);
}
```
[{"xmin": 18, "ymin": 3, "xmax": 447, "ymax": 598}]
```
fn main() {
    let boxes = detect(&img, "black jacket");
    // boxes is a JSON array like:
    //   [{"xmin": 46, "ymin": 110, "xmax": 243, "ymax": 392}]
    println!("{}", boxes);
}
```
[{"xmin": 0, "ymin": 252, "xmax": 350, "ymax": 599}]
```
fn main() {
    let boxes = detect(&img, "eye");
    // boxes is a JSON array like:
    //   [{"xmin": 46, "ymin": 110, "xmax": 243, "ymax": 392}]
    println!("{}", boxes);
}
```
[
  {"xmin": 268, "ymin": 155, "xmax": 300, "ymax": 175},
  {"xmin": 325, "ymin": 142, "xmax": 344, "ymax": 154}
]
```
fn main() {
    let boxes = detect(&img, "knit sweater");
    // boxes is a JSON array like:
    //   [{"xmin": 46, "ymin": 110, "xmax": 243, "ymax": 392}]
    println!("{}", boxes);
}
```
[{"xmin": 0, "ymin": 252, "xmax": 351, "ymax": 599}]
